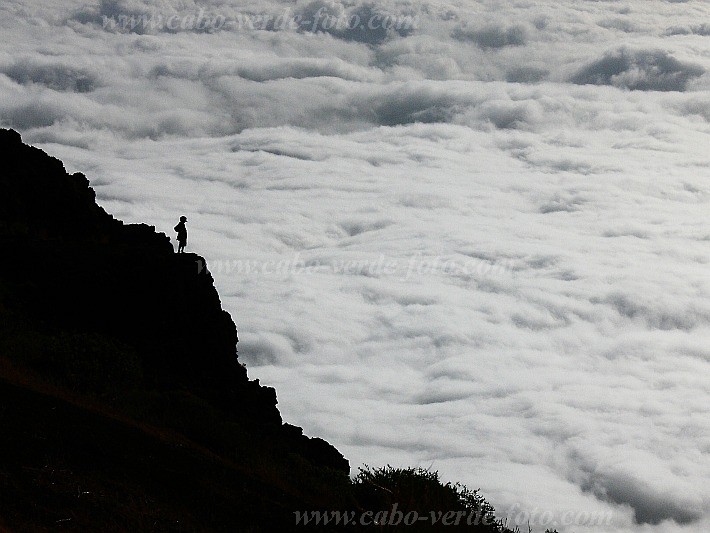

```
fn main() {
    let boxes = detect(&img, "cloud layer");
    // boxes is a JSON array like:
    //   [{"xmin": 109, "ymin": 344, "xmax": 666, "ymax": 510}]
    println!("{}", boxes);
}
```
[{"xmin": 2, "ymin": 1, "xmax": 710, "ymax": 532}]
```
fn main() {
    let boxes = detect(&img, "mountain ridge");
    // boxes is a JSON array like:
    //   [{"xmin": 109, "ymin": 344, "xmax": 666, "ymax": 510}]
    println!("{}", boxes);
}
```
[{"xmin": 0, "ymin": 127, "xmax": 351, "ymax": 530}]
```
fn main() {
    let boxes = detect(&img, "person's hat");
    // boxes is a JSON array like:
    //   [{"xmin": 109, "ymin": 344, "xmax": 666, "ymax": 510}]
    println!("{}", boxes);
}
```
[{"xmin": 180, "ymin": 216, "xmax": 187, "ymax": 222}]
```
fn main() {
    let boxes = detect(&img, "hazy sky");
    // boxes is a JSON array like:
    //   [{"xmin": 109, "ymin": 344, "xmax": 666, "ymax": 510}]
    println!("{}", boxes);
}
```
[{"xmin": 2, "ymin": 1, "xmax": 710, "ymax": 531}]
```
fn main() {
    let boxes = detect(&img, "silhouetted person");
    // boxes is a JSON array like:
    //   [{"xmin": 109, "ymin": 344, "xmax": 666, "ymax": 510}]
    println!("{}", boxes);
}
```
[{"xmin": 174, "ymin": 216, "xmax": 188, "ymax": 253}]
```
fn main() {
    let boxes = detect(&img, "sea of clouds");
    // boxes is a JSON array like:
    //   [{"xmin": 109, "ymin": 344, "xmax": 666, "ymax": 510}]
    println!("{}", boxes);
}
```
[{"xmin": 2, "ymin": 0, "xmax": 710, "ymax": 531}]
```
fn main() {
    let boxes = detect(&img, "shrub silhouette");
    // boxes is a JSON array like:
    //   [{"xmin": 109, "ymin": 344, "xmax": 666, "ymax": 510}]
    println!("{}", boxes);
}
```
[{"xmin": 352, "ymin": 465, "xmax": 514, "ymax": 531}]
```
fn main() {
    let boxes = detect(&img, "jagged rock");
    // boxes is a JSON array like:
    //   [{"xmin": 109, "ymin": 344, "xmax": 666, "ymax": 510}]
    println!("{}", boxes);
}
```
[{"xmin": 0, "ymin": 128, "xmax": 348, "ymax": 475}]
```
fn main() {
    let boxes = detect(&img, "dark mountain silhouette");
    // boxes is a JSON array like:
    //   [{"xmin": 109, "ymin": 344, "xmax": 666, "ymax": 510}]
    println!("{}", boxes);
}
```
[
  {"xmin": 0, "ymin": 129, "xmax": 527, "ymax": 532},
  {"xmin": 0, "ymin": 128, "xmax": 351, "ymax": 530}
]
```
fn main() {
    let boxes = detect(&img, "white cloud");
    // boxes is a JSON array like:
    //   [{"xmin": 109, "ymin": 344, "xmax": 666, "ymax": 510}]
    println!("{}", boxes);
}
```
[{"xmin": 3, "ymin": 1, "xmax": 710, "ymax": 531}]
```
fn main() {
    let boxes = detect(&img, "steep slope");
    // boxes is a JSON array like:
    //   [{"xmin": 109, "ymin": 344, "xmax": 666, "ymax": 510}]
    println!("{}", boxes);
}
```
[
  {"xmin": 0, "ymin": 128, "xmax": 350, "ymax": 530},
  {"xmin": 0, "ymin": 377, "xmax": 312, "ymax": 532}
]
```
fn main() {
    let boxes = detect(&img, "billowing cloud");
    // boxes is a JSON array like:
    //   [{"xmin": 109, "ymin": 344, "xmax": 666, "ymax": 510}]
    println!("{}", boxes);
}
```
[
  {"xmin": 665, "ymin": 23, "xmax": 710, "ymax": 37},
  {"xmin": 452, "ymin": 23, "xmax": 528, "ymax": 49},
  {"xmin": 1, "ymin": 59, "xmax": 98, "ymax": 92},
  {"xmin": 570, "ymin": 48, "xmax": 704, "ymax": 92},
  {"xmin": 568, "ymin": 447, "xmax": 705, "ymax": 525},
  {"xmin": 295, "ymin": 1, "xmax": 414, "ymax": 44},
  {"xmin": 3, "ymin": 1, "xmax": 710, "ymax": 532}
]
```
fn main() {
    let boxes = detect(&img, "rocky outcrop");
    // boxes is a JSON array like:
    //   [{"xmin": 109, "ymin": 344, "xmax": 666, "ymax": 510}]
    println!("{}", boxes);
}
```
[{"xmin": 0, "ymin": 128, "xmax": 348, "ymax": 474}]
